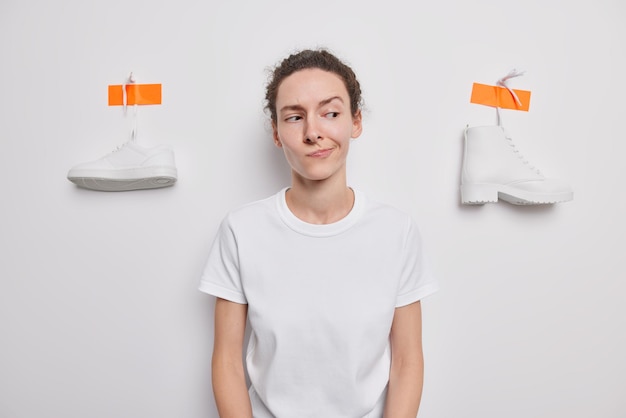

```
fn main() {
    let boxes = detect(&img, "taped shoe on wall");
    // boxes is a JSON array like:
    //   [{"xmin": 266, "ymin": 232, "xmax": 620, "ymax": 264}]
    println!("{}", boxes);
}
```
[
  {"xmin": 461, "ymin": 70, "xmax": 573, "ymax": 205},
  {"xmin": 67, "ymin": 140, "xmax": 178, "ymax": 192},
  {"xmin": 461, "ymin": 125, "xmax": 573, "ymax": 205},
  {"xmin": 67, "ymin": 73, "xmax": 178, "ymax": 192}
]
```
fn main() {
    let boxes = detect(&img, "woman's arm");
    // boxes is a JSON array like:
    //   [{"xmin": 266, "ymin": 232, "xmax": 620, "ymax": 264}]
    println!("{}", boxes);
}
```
[
  {"xmin": 212, "ymin": 297, "xmax": 252, "ymax": 418},
  {"xmin": 384, "ymin": 300, "xmax": 424, "ymax": 418}
]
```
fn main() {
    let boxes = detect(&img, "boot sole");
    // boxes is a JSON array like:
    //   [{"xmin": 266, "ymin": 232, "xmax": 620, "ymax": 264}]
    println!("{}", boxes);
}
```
[{"xmin": 461, "ymin": 183, "xmax": 573, "ymax": 205}]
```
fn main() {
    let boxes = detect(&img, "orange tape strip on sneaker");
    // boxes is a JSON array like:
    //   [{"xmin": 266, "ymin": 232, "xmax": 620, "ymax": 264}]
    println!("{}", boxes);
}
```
[
  {"xmin": 108, "ymin": 84, "xmax": 162, "ymax": 106},
  {"xmin": 470, "ymin": 83, "xmax": 531, "ymax": 111}
]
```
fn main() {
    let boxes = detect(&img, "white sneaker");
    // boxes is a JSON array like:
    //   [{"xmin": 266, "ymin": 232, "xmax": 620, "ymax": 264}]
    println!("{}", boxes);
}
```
[
  {"xmin": 461, "ymin": 125, "xmax": 573, "ymax": 205},
  {"xmin": 67, "ymin": 140, "xmax": 178, "ymax": 191}
]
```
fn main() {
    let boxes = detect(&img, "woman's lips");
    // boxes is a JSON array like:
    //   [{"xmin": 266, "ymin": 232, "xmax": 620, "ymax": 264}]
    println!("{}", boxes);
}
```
[{"xmin": 308, "ymin": 148, "xmax": 333, "ymax": 158}]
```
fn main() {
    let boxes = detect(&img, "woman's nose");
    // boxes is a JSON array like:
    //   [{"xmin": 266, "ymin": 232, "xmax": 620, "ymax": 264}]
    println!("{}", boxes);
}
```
[
  {"xmin": 304, "ymin": 120, "xmax": 321, "ymax": 144},
  {"xmin": 304, "ymin": 134, "xmax": 321, "ymax": 144}
]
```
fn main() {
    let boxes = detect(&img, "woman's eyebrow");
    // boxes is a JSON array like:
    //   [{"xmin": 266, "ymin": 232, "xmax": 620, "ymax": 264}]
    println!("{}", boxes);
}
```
[
  {"xmin": 319, "ymin": 96, "xmax": 343, "ymax": 107},
  {"xmin": 279, "ymin": 96, "xmax": 344, "ymax": 113}
]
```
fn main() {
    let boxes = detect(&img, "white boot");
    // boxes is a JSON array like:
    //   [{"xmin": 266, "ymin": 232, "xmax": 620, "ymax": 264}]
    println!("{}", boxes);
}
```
[{"xmin": 461, "ymin": 125, "xmax": 573, "ymax": 205}]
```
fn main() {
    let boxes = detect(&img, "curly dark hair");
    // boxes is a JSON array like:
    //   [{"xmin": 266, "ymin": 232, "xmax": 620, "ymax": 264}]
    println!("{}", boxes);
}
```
[{"xmin": 265, "ymin": 48, "xmax": 363, "ymax": 123}]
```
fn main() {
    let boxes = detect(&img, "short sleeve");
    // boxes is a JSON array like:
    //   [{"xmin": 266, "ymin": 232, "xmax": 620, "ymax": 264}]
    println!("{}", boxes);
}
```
[
  {"xmin": 395, "ymin": 218, "xmax": 439, "ymax": 307},
  {"xmin": 199, "ymin": 216, "xmax": 248, "ymax": 304}
]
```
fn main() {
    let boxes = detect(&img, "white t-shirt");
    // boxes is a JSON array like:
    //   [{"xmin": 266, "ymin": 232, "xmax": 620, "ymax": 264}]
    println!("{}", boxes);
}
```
[{"xmin": 200, "ymin": 188, "xmax": 438, "ymax": 418}]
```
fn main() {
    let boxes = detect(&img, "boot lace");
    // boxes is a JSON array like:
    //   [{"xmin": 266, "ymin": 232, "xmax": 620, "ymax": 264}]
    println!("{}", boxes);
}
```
[
  {"xmin": 496, "ymin": 68, "xmax": 525, "ymax": 127},
  {"xmin": 495, "ymin": 69, "xmax": 542, "ymax": 175},
  {"xmin": 503, "ymin": 128, "xmax": 542, "ymax": 175}
]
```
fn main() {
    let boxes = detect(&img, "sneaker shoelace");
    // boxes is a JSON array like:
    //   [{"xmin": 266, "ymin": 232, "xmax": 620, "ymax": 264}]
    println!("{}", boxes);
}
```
[
  {"xmin": 123, "ymin": 72, "xmax": 139, "ymax": 140},
  {"xmin": 112, "ymin": 72, "xmax": 140, "ymax": 153}
]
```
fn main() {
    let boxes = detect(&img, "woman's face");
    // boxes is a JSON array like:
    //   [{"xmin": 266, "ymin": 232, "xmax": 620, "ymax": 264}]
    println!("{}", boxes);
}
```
[{"xmin": 272, "ymin": 68, "xmax": 362, "ymax": 184}]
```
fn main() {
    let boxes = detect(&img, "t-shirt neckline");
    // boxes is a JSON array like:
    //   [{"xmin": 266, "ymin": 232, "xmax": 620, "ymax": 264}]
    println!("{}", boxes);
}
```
[{"xmin": 276, "ymin": 187, "xmax": 364, "ymax": 237}]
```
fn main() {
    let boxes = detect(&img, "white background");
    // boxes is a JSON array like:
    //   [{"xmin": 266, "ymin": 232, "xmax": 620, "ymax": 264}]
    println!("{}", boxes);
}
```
[{"xmin": 1, "ymin": 0, "xmax": 624, "ymax": 417}]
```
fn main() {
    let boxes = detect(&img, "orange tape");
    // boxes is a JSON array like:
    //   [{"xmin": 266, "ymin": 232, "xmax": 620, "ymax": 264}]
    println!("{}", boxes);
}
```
[
  {"xmin": 470, "ymin": 83, "xmax": 531, "ymax": 111},
  {"xmin": 108, "ymin": 84, "xmax": 162, "ymax": 106}
]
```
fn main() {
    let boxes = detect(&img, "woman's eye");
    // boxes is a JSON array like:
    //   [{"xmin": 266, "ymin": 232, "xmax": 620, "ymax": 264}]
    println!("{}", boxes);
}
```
[
  {"xmin": 325, "ymin": 112, "xmax": 339, "ymax": 118},
  {"xmin": 285, "ymin": 115, "xmax": 302, "ymax": 122}
]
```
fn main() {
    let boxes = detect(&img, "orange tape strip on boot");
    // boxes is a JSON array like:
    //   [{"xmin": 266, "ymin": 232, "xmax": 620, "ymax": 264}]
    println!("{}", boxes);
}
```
[
  {"xmin": 108, "ymin": 84, "xmax": 162, "ymax": 106},
  {"xmin": 470, "ymin": 83, "xmax": 531, "ymax": 111}
]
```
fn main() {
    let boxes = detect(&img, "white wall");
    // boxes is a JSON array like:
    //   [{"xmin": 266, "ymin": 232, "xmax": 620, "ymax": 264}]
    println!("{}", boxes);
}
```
[{"xmin": 1, "ymin": 0, "xmax": 624, "ymax": 417}]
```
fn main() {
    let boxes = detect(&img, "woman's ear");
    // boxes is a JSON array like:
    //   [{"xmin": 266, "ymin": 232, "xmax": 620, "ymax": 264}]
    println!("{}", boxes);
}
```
[
  {"xmin": 272, "ymin": 121, "xmax": 282, "ymax": 148},
  {"xmin": 351, "ymin": 110, "xmax": 363, "ymax": 139}
]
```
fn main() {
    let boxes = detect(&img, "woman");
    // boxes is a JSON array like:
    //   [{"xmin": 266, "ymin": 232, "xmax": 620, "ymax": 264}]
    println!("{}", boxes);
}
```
[{"xmin": 200, "ymin": 48, "xmax": 438, "ymax": 417}]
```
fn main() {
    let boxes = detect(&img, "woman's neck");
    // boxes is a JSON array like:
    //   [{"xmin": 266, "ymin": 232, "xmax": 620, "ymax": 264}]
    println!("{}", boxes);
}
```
[{"xmin": 286, "ymin": 175, "xmax": 354, "ymax": 225}]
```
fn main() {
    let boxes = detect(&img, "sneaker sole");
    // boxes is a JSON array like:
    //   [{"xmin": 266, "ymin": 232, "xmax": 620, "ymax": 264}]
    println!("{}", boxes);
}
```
[
  {"xmin": 461, "ymin": 183, "xmax": 573, "ymax": 205},
  {"xmin": 68, "ymin": 166, "xmax": 177, "ymax": 192}
]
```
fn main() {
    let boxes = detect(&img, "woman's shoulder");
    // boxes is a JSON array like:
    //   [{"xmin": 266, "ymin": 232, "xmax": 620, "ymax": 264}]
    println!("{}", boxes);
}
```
[
  {"xmin": 359, "ymin": 191, "xmax": 414, "ymax": 221},
  {"xmin": 221, "ymin": 189, "xmax": 284, "ymax": 225}
]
